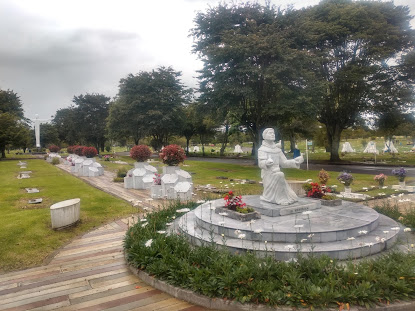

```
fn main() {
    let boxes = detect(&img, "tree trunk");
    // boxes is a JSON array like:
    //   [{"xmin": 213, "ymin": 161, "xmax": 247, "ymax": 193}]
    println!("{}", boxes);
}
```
[
  {"xmin": 1, "ymin": 146, "xmax": 5, "ymax": 158},
  {"xmin": 289, "ymin": 135, "xmax": 296, "ymax": 153},
  {"xmin": 326, "ymin": 124, "xmax": 342, "ymax": 162},
  {"xmin": 186, "ymin": 138, "xmax": 190, "ymax": 156}
]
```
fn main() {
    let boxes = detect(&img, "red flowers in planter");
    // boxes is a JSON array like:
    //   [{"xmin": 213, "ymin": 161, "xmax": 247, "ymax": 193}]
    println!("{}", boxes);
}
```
[
  {"xmin": 130, "ymin": 145, "xmax": 152, "ymax": 162},
  {"xmin": 224, "ymin": 191, "xmax": 246, "ymax": 211},
  {"xmin": 306, "ymin": 182, "xmax": 332, "ymax": 199},
  {"xmin": 48, "ymin": 145, "xmax": 60, "ymax": 153},
  {"xmin": 159, "ymin": 144, "xmax": 186, "ymax": 166},
  {"xmin": 73, "ymin": 145, "xmax": 84, "ymax": 156},
  {"xmin": 82, "ymin": 146, "xmax": 98, "ymax": 158}
]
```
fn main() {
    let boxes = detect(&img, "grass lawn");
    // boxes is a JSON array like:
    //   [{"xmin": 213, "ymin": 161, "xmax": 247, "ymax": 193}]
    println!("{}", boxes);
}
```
[{"xmin": 0, "ymin": 159, "xmax": 132, "ymax": 272}]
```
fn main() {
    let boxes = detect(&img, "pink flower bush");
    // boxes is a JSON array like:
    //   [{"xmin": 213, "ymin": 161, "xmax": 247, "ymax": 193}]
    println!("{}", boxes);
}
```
[
  {"xmin": 82, "ymin": 146, "xmax": 98, "ymax": 158},
  {"xmin": 159, "ymin": 144, "xmax": 186, "ymax": 166},
  {"xmin": 73, "ymin": 145, "xmax": 84, "ymax": 156},
  {"xmin": 130, "ymin": 145, "xmax": 152, "ymax": 162}
]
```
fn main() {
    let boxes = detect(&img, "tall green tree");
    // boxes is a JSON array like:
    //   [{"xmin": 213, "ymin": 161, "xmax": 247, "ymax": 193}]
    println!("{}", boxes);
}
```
[
  {"xmin": 72, "ymin": 93, "xmax": 110, "ymax": 152},
  {"xmin": 108, "ymin": 66, "xmax": 189, "ymax": 150},
  {"xmin": 52, "ymin": 107, "xmax": 79, "ymax": 146},
  {"xmin": 303, "ymin": 0, "xmax": 415, "ymax": 161},
  {"xmin": 191, "ymin": 2, "xmax": 317, "ymax": 155},
  {"xmin": 0, "ymin": 89, "xmax": 26, "ymax": 158}
]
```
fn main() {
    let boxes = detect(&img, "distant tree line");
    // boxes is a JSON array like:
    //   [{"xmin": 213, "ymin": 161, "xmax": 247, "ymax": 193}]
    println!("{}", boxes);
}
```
[{"xmin": 1, "ymin": 0, "xmax": 414, "ymax": 161}]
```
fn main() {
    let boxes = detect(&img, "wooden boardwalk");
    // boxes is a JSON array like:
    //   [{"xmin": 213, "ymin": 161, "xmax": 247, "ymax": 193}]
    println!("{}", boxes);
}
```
[
  {"xmin": 0, "ymin": 217, "xmax": 211, "ymax": 311},
  {"xmin": 0, "ymin": 163, "xmax": 212, "ymax": 310}
]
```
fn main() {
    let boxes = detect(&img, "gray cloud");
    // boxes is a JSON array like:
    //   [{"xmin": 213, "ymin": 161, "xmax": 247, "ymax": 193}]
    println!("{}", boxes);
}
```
[{"xmin": 0, "ymin": 1, "xmax": 150, "ymax": 119}]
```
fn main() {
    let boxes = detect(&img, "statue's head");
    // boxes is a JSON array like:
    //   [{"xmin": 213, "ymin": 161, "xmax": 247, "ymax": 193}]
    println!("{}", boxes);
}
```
[{"xmin": 262, "ymin": 128, "xmax": 275, "ymax": 141}]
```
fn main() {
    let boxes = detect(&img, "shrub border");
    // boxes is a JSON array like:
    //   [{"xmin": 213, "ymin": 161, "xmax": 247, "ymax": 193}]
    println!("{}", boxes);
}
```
[{"xmin": 127, "ymin": 259, "xmax": 415, "ymax": 311}]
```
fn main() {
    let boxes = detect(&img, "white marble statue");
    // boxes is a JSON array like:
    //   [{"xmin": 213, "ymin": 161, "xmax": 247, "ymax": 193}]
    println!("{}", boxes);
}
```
[{"xmin": 258, "ymin": 128, "xmax": 304, "ymax": 205}]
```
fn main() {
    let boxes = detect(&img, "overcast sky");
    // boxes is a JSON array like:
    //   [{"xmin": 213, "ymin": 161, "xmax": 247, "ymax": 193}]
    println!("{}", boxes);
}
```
[{"xmin": 0, "ymin": 0, "xmax": 413, "ymax": 121}]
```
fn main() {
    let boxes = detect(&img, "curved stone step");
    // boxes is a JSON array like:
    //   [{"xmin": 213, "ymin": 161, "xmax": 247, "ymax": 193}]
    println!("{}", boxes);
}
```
[
  {"xmin": 178, "ymin": 212, "xmax": 401, "ymax": 260},
  {"xmin": 192, "ymin": 197, "xmax": 380, "ymax": 243}
]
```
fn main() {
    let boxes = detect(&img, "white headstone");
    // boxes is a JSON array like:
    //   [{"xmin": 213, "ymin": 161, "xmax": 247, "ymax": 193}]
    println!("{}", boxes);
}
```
[
  {"xmin": 363, "ymin": 141, "xmax": 379, "ymax": 154},
  {"xmin": 341, "ymin": 142, "xmax": 355, "ymax": 153},
  {"xmin": 234, "ymin": 144, "xmax": 243, "ymax": 153}
]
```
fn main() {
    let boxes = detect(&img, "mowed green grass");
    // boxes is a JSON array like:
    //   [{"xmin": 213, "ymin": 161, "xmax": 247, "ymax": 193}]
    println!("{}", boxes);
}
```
[{"xmin": 0, "ymin": 159, "xmax": 132, "ymax": 272}]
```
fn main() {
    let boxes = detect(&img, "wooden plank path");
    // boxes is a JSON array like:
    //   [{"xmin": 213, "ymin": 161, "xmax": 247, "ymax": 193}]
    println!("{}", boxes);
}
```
[
  {"xmin": 0, "ymin": 163, "xmax": 213, "ymax": 310},
  {"xmin": 0, "ymin": 218, "xmax": 211, "ymax": 310}
]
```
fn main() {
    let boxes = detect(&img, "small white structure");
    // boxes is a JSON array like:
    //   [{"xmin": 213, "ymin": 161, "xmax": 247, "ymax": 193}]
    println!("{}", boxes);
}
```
[
  {"xmin": 383, "ymin": 140, "xmax": 398, "ymax": 153},
  {"xmin": 92, "ymin": 162, "xmax": 104, "ymax": 175},
  {"xmin": 174, "ymin": 182, "xmax": 192, "ymax": 201},
  {"xmin": 50, "ymin": 198, "xmax": 80, "ymax": 229},
  {"xmin": 74, "ymin": 158, "xmax": 85, "ymax": 174},
  {"xmin": 234, "ymin": 144, "xmax": 243, "ymax": 153},
  {"xmin": 341, "ymin": 142, "xmax": 355, "ymax": 153},
  {"xmin": 193, "ymin": 146, "xmax": 200, "ymax": 152},
  {"xmin": 162, "ymin": 174, "xmax": 179, "ymax": 199},
  {"xmin": 363, "ymin": 141, "xmax": 379, "ymax": 154},
  {"xmin": 124, "ymin": 162, "xmax": 157, "ymax": 189},
  {"xmin": 81, "ymin": 159, "xmax": 94, "ymax": 176},
  {"xmin": 88, "ymin": 167, "xmax": 100, "ymax": 177}
]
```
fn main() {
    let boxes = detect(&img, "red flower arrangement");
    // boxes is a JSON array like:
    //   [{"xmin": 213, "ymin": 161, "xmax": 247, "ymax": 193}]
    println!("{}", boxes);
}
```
[
  {"xmin": 306, "ymin": 182, "xmax": 332, "ymax": 199},
  {"xmin": 130, "ymin": 145, "xmax": 152, "ymax": 162},
  {"xmin": 48, "ymin": 144, "xmax": 60, "ymax": 153},
  {"xmin": 82, "ymin": 146, "xmax": 98, "ymax": 158},
  {"xmin": 159, "ymin": 144, "xmax": 186, "ymax": 166},
  {"xmin": 224, "ymin": 191, "xmax": 246, "ymax": 210},
  {"xmin": 73, "ymin": 145, "xmax": 84, "ymax": 156}
]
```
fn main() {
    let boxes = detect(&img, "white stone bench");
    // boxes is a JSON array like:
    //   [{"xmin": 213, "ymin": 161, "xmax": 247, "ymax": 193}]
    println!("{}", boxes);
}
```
[{"xmin": 50, "ymin": 198, "xmax": 80, "ymax": 229}]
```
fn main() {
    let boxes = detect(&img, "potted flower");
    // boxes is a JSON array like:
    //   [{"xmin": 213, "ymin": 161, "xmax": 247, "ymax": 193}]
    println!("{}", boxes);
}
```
[
  {"xmin": 103, "ymin": 155, "xmax": 111, "ymax": 161},
  {"xmin": 318, "ymin": 169, "xmax": 330, "ymax": 185},
  {"xmin": 82, "ymin": 146, "xmax": 98, "ymax": 158},
  {"xmin": 305, "ymin": 183, "xmax": 341, "ymax": 206},
  {"xmin": 215, "ymin": 191, "xmax": 260, "ymax": 221},
  {"xmin": 159, "ymin": 144, "xmax": 186, "ymax": 174},
  {"xmin": 392, "ymin": 167, "xmax": 406, "ymax": 188},
  {"xmin": 374, "ymin": 174, "xmax": 387, "ymax": 188},
  {"xmin": 130, "ymin": 145, "xmax": 152, "ymax": 168},
  {"xmin": 151, "ymin": 173, "xmax": 164, "ymax": 199},
  {"xmin": 337, "ymin": 172, "xmax": 353, "ymax": 193}
]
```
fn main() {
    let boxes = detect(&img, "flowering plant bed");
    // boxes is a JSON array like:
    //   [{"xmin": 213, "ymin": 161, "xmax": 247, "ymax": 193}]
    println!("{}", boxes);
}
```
[
  {"xmin": 130, "ymin": 145, "xmax": 152, "ymax": 162},
  {"xmin": 215, "ymin": 206, "xmax": 261, "ymax": 221},
  {"xmin": 304, "ymin": 182, "xmax": 332, "ymax": 199},
  {"xmin": 159, "ymin": 144, "xmax": 186, "ymax": 166},
  {"xmin": 153, "ymin": 173, "xmax": 161, "ymax": 185}
]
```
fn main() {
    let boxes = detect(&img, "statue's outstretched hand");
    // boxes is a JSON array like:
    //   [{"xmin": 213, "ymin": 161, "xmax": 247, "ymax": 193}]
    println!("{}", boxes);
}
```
[{"xmin": 294, "ymin": 155, "xmax": 304, "ymax": 164}]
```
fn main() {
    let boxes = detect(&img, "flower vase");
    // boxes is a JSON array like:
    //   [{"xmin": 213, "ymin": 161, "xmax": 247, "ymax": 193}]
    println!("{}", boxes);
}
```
[
  {"xmin": 399, "ymin": 181, "xmax": 406, "ymax": 189},
  {"xmin": 151, "ymin": 185, "xmax": 163, "ymax": 199},
  {"xmin": 378, "ymin": 181, "xmax": 384, "ymax": 189},
  {"xmin": 134, "ymin": 162, "xmax": 146, "ymax": 169},
  {"xmin": 344, "ymin": 186, "xmax": 352, "ymax": 194}
]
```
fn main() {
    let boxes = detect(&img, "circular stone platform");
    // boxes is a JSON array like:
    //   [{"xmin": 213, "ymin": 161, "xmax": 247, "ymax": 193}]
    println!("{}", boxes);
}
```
[{"xmin": 176, "ymin": 195, "xmax": 401, "ymax": 261}]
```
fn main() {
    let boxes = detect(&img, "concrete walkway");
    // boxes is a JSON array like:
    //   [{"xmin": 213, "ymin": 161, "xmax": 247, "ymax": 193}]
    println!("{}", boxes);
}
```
[{"xmin": 0, "ymin": 163, "xmax": 211, "ymax": 310}]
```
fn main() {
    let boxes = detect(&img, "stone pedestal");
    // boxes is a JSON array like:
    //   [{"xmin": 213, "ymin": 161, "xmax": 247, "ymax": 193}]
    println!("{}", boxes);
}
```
[
  {"xmin": 50, "ymin": 198, "xmax": 80, "ymax": 230},
  {"xmin": 174, "ymin": 182, "xmax": 193, "ymax": 201},
  {"xmin": 344, "ymin": 186, "xmax": 352, "ymax": 194},
  {"xmin": 151, "ymin": 185, "xmax": 163, "ymax": 199},
  {"xmin": 124, "ymin": 176, "xmax": 133, "ymax": 189},
  {"xmin": 163, "ymin": 166, "xmax": 179, "ymax": 174}
]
